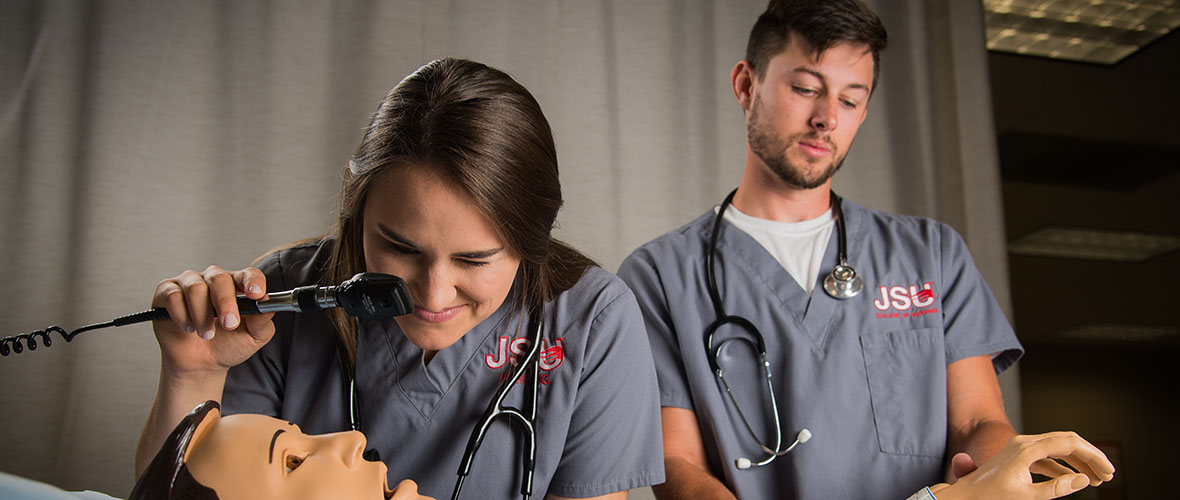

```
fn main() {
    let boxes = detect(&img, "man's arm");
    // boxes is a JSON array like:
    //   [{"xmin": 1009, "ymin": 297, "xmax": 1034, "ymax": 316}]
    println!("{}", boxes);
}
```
[
  {"xmin": 945, "ymin": 355, "xmax": 1016, "ymax": 481},
  {"xmin": 653, "ymin": 407, "xmax": 737, "ymax": 500}
]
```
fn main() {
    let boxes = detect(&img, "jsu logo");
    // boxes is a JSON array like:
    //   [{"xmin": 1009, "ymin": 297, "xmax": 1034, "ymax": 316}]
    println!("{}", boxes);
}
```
[
  {"xmin": 873, "ymin": 282, "xmax": 938, "ymax": 319},
  {"xmin": 485, "ymin": 336, "xmax": 565, "ymax": 371}
]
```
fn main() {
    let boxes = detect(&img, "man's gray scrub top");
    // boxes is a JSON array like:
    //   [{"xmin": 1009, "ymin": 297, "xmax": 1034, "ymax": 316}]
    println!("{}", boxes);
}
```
[
  {"xmin": 618, "ymin": 198, "xmax": 1023, "ymax": 500},
  {"xmin": 224, "ymin": 238, "xmax": 665, "ymax": 499}
]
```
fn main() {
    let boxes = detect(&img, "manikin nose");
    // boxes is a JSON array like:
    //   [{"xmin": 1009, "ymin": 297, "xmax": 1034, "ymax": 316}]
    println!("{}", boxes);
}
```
[{"xmin": 322, "ymin": 430, "xmax": 367, "ymax": 467}]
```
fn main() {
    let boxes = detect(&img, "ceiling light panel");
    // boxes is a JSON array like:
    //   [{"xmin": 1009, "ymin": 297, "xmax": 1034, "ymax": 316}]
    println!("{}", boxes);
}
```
[
  {"xmin": 1056, "ymin": 323, "xmax": 1180, "ymax": 341},
  {"xmin": 983, "ymin": 0, "xmax": 1180, "ymax": 64},
  {"xmin": 1008, "ymin": 226, "xmax": 1180, "ymax": 261}
]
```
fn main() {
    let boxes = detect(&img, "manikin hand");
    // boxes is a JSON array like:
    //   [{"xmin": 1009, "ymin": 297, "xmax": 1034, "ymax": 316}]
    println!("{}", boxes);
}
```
[
  {"xmin": 930, "ymin": 432, "xmax": 1115, "ymax": 500},
  {"xmin": 948, "ymin": 452, "xmax": 977, "ymax": 481},
  {"xmin": 948, "ymin": 451, "xmax": 1079, "ymax": 483}
]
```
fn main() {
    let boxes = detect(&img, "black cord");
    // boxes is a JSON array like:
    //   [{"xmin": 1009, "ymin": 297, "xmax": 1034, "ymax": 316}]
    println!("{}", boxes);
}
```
[{"xmin": 1, "ymin": 308, "xmax": 170, "ymax": 356}]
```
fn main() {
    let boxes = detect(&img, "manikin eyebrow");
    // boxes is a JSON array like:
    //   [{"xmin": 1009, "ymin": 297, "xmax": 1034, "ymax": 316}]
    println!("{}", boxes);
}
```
[
  {"xmin": 269, "ymin": 429, "xmax": 285, "ymax": 464},
  {"xmin": 791, "ymin": 67, "xmax": 871, "ymax": 93},
  {"xmin": 376, "ymin": 223, "xmax": 503, "ymax": 260}
]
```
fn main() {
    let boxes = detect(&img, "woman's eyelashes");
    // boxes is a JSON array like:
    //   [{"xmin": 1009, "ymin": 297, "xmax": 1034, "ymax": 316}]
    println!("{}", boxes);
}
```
[
  {"xmin": 456, "ymin": 258, "xmax": 490, "ymax": 268},
  {"xmin": 387, "ymin": 239, "xmax": 491, "ymax": 268},
  {"xmin": 386, "ymin": 240, "xmax": 419, "ymax": 255}
]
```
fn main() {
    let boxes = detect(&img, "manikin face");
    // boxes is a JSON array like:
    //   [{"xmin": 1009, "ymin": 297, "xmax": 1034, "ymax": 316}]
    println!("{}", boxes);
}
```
[
  {"xmin": 745, "ymin": 33, "xmax": 875, "ymax": 189},
  {"xmin": 361, "ymin": 165, "xmax": 522, "ymax": 355},
  {"xmin": 184, "ymin": 410, "xmax": 392, "ymax": 500}
]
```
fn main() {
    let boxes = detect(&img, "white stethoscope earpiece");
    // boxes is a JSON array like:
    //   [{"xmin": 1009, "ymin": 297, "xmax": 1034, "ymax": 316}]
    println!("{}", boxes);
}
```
[{"xmin": 735, "ymin": 428, "xmax": 813, "ymax": 470}]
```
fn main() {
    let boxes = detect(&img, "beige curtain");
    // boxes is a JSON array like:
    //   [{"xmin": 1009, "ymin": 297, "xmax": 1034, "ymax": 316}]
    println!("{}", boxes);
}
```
[{"xmin": 0, "ymin": 0, "xmax": 1018, "ymax": 496}]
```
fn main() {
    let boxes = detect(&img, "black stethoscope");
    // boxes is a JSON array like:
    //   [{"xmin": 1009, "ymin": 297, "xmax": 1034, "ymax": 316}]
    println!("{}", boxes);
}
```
[
  {"xmin": 704, "ymin": 188, "xmax": 862, "ymax": 469},
  {"xmin": 343, "ymin": 305, "xmax": 545, "ymax": 500}
]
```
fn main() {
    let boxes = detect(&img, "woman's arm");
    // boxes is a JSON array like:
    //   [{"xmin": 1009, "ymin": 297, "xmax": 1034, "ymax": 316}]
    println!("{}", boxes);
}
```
[{"xmin": 134, "ymin": 266, "xmax": 275, "ymax": 477}]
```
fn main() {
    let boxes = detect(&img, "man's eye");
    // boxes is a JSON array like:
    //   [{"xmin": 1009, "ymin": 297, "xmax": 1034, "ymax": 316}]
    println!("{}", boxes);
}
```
[
  {"xmin": 285, "ymin": 454, "xmax": 305, "ymax": 472},
  {"xmin": 793, "ymin": 86, "xmax": 817, "ymax": 96}
]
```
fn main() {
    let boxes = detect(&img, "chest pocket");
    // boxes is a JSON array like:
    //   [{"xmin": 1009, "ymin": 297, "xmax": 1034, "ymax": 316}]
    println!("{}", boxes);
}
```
[{"xmin": 859, "ymin": 328, "xmax": 946, "ymax": 457}]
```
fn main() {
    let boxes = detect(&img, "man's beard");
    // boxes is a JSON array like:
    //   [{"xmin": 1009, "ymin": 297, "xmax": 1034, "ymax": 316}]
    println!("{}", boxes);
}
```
[{"xmin": 747, "ymin": 97, "xmax": 846, "ymax": 190}]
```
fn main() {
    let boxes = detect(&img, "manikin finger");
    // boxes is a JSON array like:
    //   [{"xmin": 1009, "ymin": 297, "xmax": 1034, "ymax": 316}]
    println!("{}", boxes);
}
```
[
  {"xmin": 1023, "ymin": 432, "xmax": 1115, "ymax": 484},
  {"xmin": 1029, "ymin": 458, "xmax": 1074, "ymax": 478},
  {"xmin": 1034, "ymin": 473, "xmax": 1089, "ymax": 499},
  {"xmin": 1057, "ymin": 455, "xmax": 1105, "ymax": 486}
]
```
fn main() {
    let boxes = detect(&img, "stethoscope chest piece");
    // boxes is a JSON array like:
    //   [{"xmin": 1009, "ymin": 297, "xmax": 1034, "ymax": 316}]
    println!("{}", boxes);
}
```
[{"xmin": 823, "ymin": 263, "xmax": 862, "ymax": 300}]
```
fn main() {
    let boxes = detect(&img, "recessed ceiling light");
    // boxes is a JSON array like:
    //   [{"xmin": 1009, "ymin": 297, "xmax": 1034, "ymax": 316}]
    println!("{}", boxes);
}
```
[
  {"xmin": 1008, "ymin": 226, "xmax": 1180, "ymax": 261},
  {"xmin": 983, "ymin": 0, "xmax": 1180, "ymax": 64}
]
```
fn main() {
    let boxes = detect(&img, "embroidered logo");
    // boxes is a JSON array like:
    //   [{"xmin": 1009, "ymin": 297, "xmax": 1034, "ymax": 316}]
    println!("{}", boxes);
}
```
[
  {"xmin": 484, "ymin": 336, "xmax": 565, "ymax": 385},
  {"xmin": 872, "ymin": 281, "xmax": 939, "ymax": 319}
]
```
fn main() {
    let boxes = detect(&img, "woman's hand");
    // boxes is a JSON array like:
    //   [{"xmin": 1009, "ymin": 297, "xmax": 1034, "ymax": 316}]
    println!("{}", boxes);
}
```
[
  {"xmin": 152, "ymin": 265, "xmax": 276, "ymax": 378},
  {"xmin": 930, "ymin": 431, "xmax": 1115, "ymax": 500}
]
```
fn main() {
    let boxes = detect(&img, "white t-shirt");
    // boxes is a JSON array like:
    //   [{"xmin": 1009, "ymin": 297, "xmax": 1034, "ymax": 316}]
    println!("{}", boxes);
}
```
[{"xmin": 720, "ymin": 204, "xmax": 836, "ymax": 294}]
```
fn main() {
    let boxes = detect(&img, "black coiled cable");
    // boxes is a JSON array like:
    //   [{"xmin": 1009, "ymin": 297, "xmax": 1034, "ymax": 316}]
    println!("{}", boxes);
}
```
[{"xmin": 1, "ymin": 308, "xmax": 170, "ymax": 356}]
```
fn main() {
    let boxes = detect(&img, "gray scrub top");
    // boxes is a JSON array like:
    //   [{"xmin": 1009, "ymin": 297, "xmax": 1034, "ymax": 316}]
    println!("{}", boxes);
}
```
[
  {"xmin": 224, "ymin": 239, "xmax": 664, "ymax": 499},
  {"xmin": 617, "ymin": 199, "xmax": 1023, "ymax": 500}
]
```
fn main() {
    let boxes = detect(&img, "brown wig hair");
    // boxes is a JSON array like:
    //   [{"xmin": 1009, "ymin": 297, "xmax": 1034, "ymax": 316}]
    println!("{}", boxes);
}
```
[
  {"xmin": 326, "ymin": 58, "xmax": 595, "ymax": 367},
  {"xmin": 128, "ymin": 401, "xmax": 220, "ymax": 500},
  {"xmin": 745, "ymin": 0, "xmax": 888, "ymax": 90}
]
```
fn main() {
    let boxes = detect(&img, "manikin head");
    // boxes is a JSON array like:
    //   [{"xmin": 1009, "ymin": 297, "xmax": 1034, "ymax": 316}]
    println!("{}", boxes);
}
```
[{"xmin": 129, "ymin": 401, "xmax": 410, "ymax": 500}]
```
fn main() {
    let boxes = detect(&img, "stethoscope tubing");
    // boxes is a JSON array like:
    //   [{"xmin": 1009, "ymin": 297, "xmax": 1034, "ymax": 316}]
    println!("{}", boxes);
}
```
[
  {"xmin": 705, "ymin": 188, "xmax": 854, "ymax": 469},
  {"xmin": 453, "ymin": 304, "xmax": 543, "ymax": 500},
  {"xmin": 343, "ymin": 304, "xmax": 545, "ymax": 500}
]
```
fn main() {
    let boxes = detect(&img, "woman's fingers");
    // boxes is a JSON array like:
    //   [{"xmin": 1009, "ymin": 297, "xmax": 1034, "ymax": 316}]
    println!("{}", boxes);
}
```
[
  {"xmin": 234, "ymin": 267, "xmax": 267, "ymax": 299},
  {"xmin": 153, "ymin": 266, "xmax": 271, "ymax": 342},
  {"xmin": 153, "ymin": 279, "xmax": 194, "ymax": 335},
  {"xmin": 203, "ymin": 265, "xmax": 242, "ymax": 331},
  {"xmin": 177, "ymin": 270, "xmax": 216, "ymax": 339},
  {"xmin": 240, "ymin": 311, "xmax": 276, "ymax": 344}
]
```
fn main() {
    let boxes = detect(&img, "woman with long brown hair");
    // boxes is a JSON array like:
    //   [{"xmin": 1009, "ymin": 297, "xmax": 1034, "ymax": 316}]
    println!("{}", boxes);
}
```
[{"xmin": 134, "ymin": 58, "xmax": 664, "ymax": 499}]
